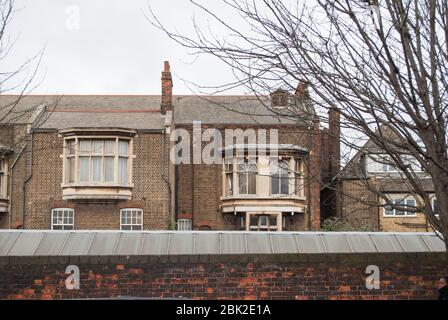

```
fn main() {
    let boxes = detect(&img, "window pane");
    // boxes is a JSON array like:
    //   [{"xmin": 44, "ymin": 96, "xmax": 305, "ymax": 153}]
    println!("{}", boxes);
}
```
[
  {"xmin": 249, "ymin": 216, "xmax": 258, "ymax": 226},
  {"xmin": 395, "ymin": 200, "xmax": 405, "ymax": 215},
  {"xmin": 248, "ymin": 173, "xmax": 256, "ymax": 194},
  {"xmin": 67, "ymin": 157, "xmax": 75, "ymax": 183},
  {"xmin": 226, "ymin": 173, "xmax": 233, "ymax": 196},
  {"xmin": 118, "ymin": 158, "xmax": 128, "ymax": 184},
  {"xmin": 385, "ymin": 205, "xmax": 394, "ymax": 215},
  {"xmin": 119, "ymin": 140, "xmax": 128, "ymax": 156},
  {"xmin": 269, "ymin": 216, "xmax": 277, "ymax": 226},
  {"xmin": 79, "ymin": 140, "xmax": 90, "ymax": 153},
  {"xmin": 104, "ymin": 157, "xmax": 114, "ymax": 182},
  {"xmin": 271, "ymin": 176, "xmax": 279, "ymax": 194},
  {"xmin": 259, "ymin": 216, "xmax": 268, "ymax": 226},
  {"xmin": 92, "ymin": 157, "xmax": 102, "ymax": 182},
  {"xmin": 280, "ymin": 175, "xmax": 289, "ymax": 194},
  {"xmin": 67, "ymin": 140, "xmax": 75, "ymax": 155},
  {"xmin": 79, "ymin": 157, "xmax": 89, "ymax": 182},
  {"xmin": 104, "ymin": 140, "xmax": 115, "ymax": 154},
  {"xmin": 238, "ymin": 173, "xmax": 247, "ymax": 194},
  {"xmin": 92, "ymin": 140, "xmax": 103, "ymax": 154},
  {"xmin": 433, "ymin": 199, "xmax": 440, "ymax": 215}
]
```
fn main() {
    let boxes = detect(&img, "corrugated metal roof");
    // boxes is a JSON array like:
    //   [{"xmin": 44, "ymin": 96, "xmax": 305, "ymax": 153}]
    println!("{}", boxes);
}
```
[{"xmin": 0, "ymin": 231, "xmax": 444, "ymax": 257}]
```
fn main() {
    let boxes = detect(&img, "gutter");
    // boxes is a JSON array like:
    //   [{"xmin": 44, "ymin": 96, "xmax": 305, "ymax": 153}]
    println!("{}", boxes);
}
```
[
  {"xmin": 160, "ymin": 128, "xmax": 174, "ymax": 229},
  {"xmin": 306, "ymin": 125, "xmax": 312, "ymax": 230}
]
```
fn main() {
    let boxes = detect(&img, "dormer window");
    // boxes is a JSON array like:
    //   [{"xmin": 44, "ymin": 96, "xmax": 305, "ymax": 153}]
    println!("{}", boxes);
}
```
[
  {"xmin": 270, "ymin": 89, "xmax": 290, "ymax": 108},
  {"xmin": 366, "ymin": 154, "xmax": 422, "ymax": 174}
]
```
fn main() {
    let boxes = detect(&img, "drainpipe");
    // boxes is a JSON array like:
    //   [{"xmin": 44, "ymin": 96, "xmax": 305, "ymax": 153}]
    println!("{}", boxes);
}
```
[
  {"xmin": 22, "ymin": 104, "xmax": 46, "ymax": 229},
  {"xmin": 22, "ymin": 129, "xmax": 33, "ymax": 229},
  {"xmin": 160, "ymin": 131, "xmax": 174, "ymax": 229},
  {"xmin": 8, "ymin": 160, "xmax": 12, "ymax": 229},
  {"xmin": 8, "ymin": 146, "xmax": 25, "ymax": 229},
  {"xmin": 306, "ymin": 125, "xmax": 312, "ymax": 230}
]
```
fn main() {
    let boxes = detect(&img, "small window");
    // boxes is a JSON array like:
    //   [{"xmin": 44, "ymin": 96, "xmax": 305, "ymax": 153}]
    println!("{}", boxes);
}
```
[
  {"xmin": 367, "ymin": 154, "xmax": 422, "ymax": 174},
  {"xmin": 51, "ymin": 208, "xmax": 74, "ymax": 230},
  {"xmin": 177, "ymin": 219, "xmax": 192, "ymax": 231},
  {"xmin": 120, "ymin": 209, "xmax": 143, "ymax": 230},
  {"xmin": 248, "ymin": 214, "xmax": 280, "ymax": 231},
  {"xmin": 383, "ymin": 197, "xmax": 417, "ymax": 217}
]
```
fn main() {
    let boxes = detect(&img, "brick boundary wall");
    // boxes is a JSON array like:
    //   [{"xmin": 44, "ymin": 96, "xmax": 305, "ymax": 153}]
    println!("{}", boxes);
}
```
[{"xmin": 0, "ymin": 253, "xmax": 446, "ymax": 300}]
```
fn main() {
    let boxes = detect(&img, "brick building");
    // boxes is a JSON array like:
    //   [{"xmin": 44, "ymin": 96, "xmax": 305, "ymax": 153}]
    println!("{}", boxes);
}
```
[
  {"xmin": 0, "ymin": 61, "xmax": 340, "ymax": 231},
  {"xmin": 339, "ymin": 131, "xmax": 437, "ymax": 232}
]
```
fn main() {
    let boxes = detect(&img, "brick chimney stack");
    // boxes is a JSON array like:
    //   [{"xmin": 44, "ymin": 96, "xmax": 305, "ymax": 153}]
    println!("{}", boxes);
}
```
[
  {"xmin": 295, "ymin": 81, "xmax": 310, "ymax": 100},
  {"xmin": 161, "ymin": 61, "xmax": 173, "ymax": 115}
]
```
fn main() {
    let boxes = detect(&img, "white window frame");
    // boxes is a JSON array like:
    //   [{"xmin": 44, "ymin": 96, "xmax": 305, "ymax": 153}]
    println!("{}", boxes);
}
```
[
  {"xmin": 63, "ymin": 137, "xmax": 132, "ymax": 186},
  {"xmin": 120, "ymin": 208, "xmax": 143, "ymax": 231},
  {"xmin": 383, "ymin": 196, "xmax": 417, "ymax": 217},
  {"xmin": 367, "ymin": 154, "xmax": 423, "ymax": 174},
  {"xmin": 51, "ymin": 208, "xmax": 75, "ymax": 230},
  {"xmin": 246, "ymin": 213, "xmax": 281, "ymax": 231},
  {"xmin": 177, "ymin": 219, "xmax": 192, "ymax": 231}
]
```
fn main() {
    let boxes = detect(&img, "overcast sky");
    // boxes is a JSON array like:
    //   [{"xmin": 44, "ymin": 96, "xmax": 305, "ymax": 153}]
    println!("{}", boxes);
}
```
[{"xmin": 5, "ymin": 0, "xmax": 240, "ymax": 95}]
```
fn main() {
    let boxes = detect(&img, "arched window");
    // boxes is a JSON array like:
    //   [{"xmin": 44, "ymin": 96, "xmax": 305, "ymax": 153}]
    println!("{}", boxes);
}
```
[
  {"xmin": 237, "ymin": 159, "xmax": 257, "ymax": 195},
  {"xmin": 271, "ymin": 161, "xmax": 289, "ymax": 195}
]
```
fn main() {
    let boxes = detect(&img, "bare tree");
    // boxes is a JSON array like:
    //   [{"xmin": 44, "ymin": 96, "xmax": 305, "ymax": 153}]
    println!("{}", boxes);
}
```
[
  {"xmin": 147, "ymin": 0, "xmax": 448, "ymax": 246},
  {"xmin": 0, "ymin": 0, "xmax": 47, "ymax": 126}
]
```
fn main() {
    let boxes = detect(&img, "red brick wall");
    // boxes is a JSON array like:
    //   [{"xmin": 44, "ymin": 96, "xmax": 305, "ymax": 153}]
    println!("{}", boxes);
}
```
[{"xmin": 0, "ymin": 252, "xmax": 446, "ymax": 300}]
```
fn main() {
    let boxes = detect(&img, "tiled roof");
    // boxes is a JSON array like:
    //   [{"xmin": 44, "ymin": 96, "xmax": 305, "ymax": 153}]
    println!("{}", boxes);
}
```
[
  {"xmin": 1, "ymin": 94, "xmax": 315, "ymax": 129},
  {"xmin": 173, "ymin": 95, "xmax": 315, "ymax": 125}
]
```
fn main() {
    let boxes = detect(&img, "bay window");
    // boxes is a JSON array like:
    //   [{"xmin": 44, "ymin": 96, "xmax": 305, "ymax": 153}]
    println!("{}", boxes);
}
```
[{"xmin": 64, "ymin": 138, "xmax": 131, "ymax": 185}]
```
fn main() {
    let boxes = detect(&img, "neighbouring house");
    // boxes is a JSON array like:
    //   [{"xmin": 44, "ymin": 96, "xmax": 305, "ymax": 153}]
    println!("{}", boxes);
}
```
[
  {"xmin": 339, "ymin": 129, "xmax": 439, "ymax": 232},
  {"xmin": 0, "ymin": 61, "xmax": 340, "ymax": 231}
]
